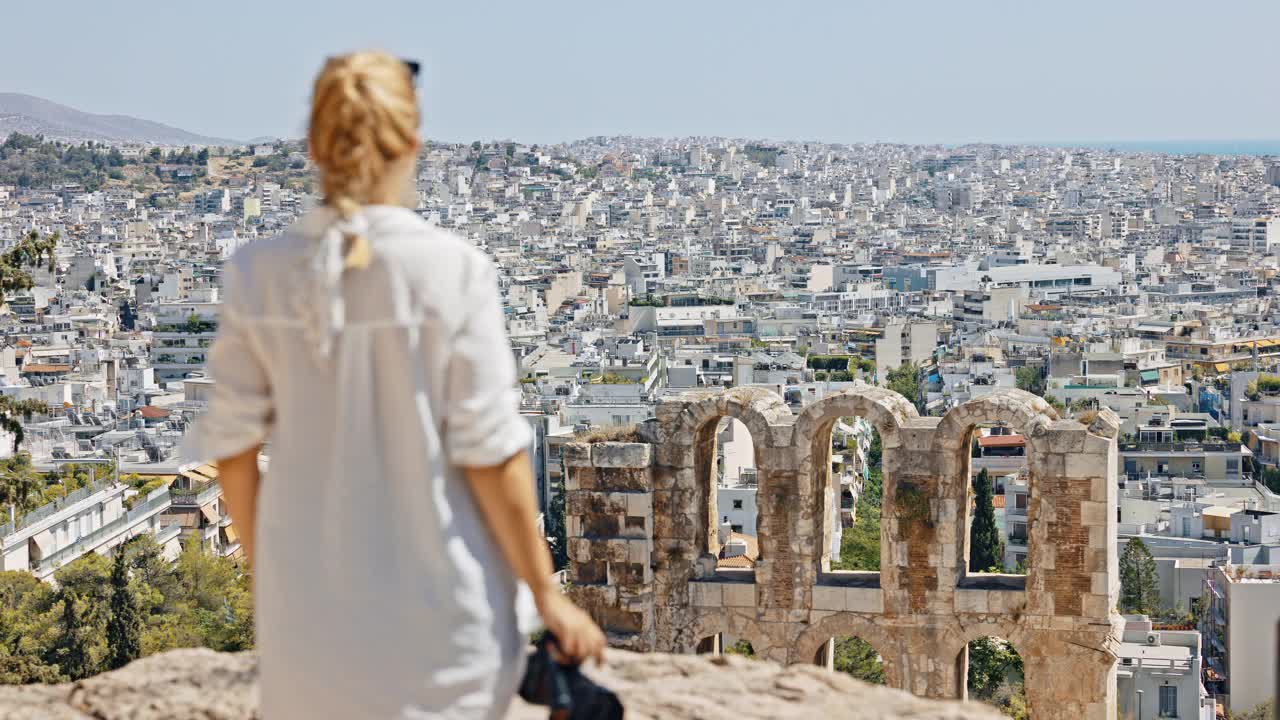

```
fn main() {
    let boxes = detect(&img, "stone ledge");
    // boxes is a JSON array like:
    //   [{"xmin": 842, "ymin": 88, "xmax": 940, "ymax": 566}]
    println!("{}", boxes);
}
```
[{"xmin": 0, "ymin": 647, "xmax": 1005, "ymax": 720}]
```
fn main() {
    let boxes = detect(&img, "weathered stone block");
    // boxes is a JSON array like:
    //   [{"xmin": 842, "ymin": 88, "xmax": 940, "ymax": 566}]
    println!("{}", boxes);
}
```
[
  {"xmin": 562, "ymin": 442, "xmax": 592, "ymax": 468},
  {"xmin": 593, "ymin": 442, "xmax": 653, "ymax": 469},
  {"xmin": 723, "ymin": 583, "xmax": 756, "ymax": 608},
  {"xmin": 812, "ymin": 586, "xmax": 844, "ymax": 612},
  {"xmin": 1080, "ymin": 593, "xmax": 1109, "ymax": 619},
  {"xmin": 626, "ymin": 493, "xmax": 653, "ymax": 517},
  {"xmin": 1090, "ymin": 572, "xmax": 1108, "ymax": 596},
  {"xmin": 846, "ymin": 588, "xmax": 884, "ymax": 613},
  {"xmin": 954, "ymin": 588, "xmax": 989, "ymax": 614},
  {"xmin": 1065, "ymin": 453, "xmax": 1105, "ymax": 479},
  {"xmin": 1079, "ymin": 501, "xmax": 1107, "ymax": 527}
]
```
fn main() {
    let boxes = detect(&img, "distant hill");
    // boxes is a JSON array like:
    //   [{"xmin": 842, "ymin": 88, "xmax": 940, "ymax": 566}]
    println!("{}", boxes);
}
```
[{"xmin": 0, "ymin": 93, "xmax": 240, "ymax": 147}]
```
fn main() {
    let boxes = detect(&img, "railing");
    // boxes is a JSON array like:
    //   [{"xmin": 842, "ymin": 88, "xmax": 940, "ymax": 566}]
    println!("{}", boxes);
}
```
[
  {"xmin": 170, "ymin": 481, "xmax": 220, "ymax": 507},
  {"xmin": 154, "ymin": 523, "xmax": 183, "ymax": 546},
  {"xmin": 1118, "ymin": 656, "xmax": 1195, "ymax": 673},
  {"xmin": 1120, "ymin": 442, "xmax": 1245, "ymax": 454},
  {"xmin": 33, "ymin": 488, "xmax": 171, "ymax": 574},
  {"xmin": 0, "ymin": 479, "xmax": 114, "ymax": 539}
]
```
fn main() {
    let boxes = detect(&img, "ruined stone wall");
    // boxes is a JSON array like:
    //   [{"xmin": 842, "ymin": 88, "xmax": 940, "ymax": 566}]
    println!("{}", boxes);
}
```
[{"xmin": 565, "ymin": 385, "xmax": 1123, "ymax": 720}]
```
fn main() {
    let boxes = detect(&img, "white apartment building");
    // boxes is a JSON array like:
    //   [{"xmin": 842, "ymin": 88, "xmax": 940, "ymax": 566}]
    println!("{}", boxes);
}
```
[
  {"xmin": 152, "ymin": 301, "xmax": 219, "ymax": 383},
  {"xmin": 1116, "ymin": 615, "xmax": 1215, "ymax": 720},
  {"xmin": 0, "ymin": 480, "xmax": 181, "ymax": 581},
  {"xmin": 1229, "ymin": 217, "xmax": 1279, "ymax": 254}
]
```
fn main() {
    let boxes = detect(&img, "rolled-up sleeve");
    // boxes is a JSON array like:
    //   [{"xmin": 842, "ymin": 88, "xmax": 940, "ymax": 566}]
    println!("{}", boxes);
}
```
[
  {"xmin": 181, "ymin": 264, "xmax": 273, "ymax": 464},
  {"xmin": 443, "ymin": 255, "xmax": 533, "ymax": 468}
]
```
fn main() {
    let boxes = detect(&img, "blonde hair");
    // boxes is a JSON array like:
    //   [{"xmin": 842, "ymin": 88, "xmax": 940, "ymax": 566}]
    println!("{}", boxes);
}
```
[{"xmin": 308, "ymin": 51, "xmax": 420, "ymax": 269}]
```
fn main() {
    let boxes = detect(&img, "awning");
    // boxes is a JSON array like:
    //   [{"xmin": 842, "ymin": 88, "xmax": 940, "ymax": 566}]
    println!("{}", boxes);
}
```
[
  {"xmin": 223, "ymin": 525, "xmax": 239, "ymax": 544},
  {"xmin": 1139, "ymin": 370, "xmax": 1160, "ymax": 383},
  {"xmin": 1214, "ymin": 363, "xmax": 1230, "ymax": 373},
  {"xmin": 200, "ymin": 505, "xmax": 220, "ymax": 524},
  {"xmin": 28, "ymin": 533, "xmax": 49, "ymax": 555}
]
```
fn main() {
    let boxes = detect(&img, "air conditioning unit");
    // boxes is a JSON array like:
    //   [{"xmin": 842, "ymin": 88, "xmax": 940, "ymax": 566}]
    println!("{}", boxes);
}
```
[{"xmin": 1146, "ymin": 633, "xmax": 1161, "ymax": 647}]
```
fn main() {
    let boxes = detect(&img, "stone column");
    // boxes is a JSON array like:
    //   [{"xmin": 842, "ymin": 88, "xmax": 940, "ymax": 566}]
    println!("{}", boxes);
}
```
[{"xmin": 563, "ymin": 441, "xmax": 656, "ymax": 651}]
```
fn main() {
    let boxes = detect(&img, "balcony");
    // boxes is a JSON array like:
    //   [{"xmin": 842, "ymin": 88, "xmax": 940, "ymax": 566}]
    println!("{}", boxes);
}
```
[
  {"xmin": 0, "ymin": 480, "xmax": 115, "ymax": 538},
  {"xmin": 32, "ymin": 488, "xmax": 172, "ymax": 577},
  {"xmin": 170, "ymin": 480, "xmax": 221, "ymax": 507}
]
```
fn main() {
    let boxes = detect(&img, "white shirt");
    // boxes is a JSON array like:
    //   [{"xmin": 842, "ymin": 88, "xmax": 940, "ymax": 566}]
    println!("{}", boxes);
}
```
[{"xmin": 186, "ymin": 205, "xmax": 533, "ymax": 719}]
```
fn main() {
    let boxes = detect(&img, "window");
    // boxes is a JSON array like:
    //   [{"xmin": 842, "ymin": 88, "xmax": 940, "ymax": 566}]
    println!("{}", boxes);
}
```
[
  {"xmin": 1191, "ymin": 461, "xmax": 1201, "ymax": 472},
  {"xmin": 1014, "ymin": 493, "xmax": 1028, "ymax": 510},
  {"xmin": 1158, "ymin": 685, "xmax": 1177, "ymax": 717},
  {"xmin": 1226, "ymin": 459, "xmax": 1240, "ymax": 474},
  {"xmin": 730, "ymin": 524, "xmax": 743, "ymax": 533},
  {"xmin": 732, "ymin": 499, "xmax": 744, "ymax": 510}
]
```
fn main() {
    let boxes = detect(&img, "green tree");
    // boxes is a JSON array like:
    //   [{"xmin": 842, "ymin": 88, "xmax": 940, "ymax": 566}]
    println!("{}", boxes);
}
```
[
  {"xmin": 0, "ymin": 654, "xmax": 66, "ymax": 683},
  {"xmin": 546, "ymin": 462, "xmax": 568, "ymax": 571},
  {"xmin": 50, "ymin": 590, "xmax": 97, "ymax": 680},
  {"xmin": 967, "ymin": 636, "xmax": 1024, "ymax": 701},
  {"xmin": 866, "ymin": 430, "xmax": 882, "ymax": 470},
  {"xmin": 885, "ymin": 362, "xmax": 920, "ymax": 408},
  {"xmin": 0, "ymin": 230, "xmax": 58, "ymax": 449},
  {"xmin": 725, "ymin": 639, "xmax": 755, "ymax": 657},
  {"xmin": 0, "ymin": 454, "xmax": 46, "ymax": 520},
  {"xmin": 1118, "ymin": 538, "xmax": 1160, "ymax": 615},
  {"xmin": 833, "ymin": 468, "xmax": 883, "ymax": 571},
  {"xmin": 833, "ymin": 636, "xmax": 885, "ymax": 684},
  {"xmin": 1014, "ymin": 366, "xmax": 1045, "ymax": 396},
  {"xmin": 969, "ymin": 468, "xmax": 1004, "ymax": 573},
  {"xmin": 106, "ymin": 551, "xmax": 142, "ymax": 669}
]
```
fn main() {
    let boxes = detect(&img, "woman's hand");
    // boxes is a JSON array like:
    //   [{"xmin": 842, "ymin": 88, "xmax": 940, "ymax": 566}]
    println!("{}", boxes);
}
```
[{"xmin": 536, "ymin": 591, "xmax": 606, "ymax": 666}]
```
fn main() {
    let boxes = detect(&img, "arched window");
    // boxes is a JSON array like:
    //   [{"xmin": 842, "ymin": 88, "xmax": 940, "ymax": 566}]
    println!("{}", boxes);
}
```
[
  {"xmin": 965, "ymin": 422, "xmax": 1031, "ymax": 579},
  {"xmin": 695, "ymin": 416, "xmax": 761, "ymax": 576},
  {"xmin": 959, "ymin": 636, "xmax": 1026, "ymax": 717},
  {"xmin": 814, "ymin": 634, "xmax": 886, "ymax": 685}
]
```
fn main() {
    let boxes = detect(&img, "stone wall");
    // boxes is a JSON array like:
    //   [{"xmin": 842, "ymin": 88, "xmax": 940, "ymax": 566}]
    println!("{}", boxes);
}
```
[{"xmin": 565, "ymin": 385, "xmax": 1124, "ymax": 720}]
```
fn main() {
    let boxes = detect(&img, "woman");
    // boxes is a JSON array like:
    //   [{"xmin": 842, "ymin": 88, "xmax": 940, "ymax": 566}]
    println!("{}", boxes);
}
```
[{"xmin": 185, "ymin": 51, "xmax": 605, "ymax": 719}]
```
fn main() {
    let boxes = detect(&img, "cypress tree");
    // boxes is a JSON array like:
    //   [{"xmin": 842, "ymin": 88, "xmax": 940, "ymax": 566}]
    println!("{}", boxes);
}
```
[
  {"xmin": 53, "ymin": 590, "xmax": 95, "ymax": 680},
  {"xmin": 106, "ymin": 550, "xmax": 142, "ymax": 670},
  {"xmin": 1119, "ymin": 537, "xmax": 1161, "ymax": 615},
  {"xmin": 969, "ymin": 468, "xmax": 1004, "ymax": 572}
]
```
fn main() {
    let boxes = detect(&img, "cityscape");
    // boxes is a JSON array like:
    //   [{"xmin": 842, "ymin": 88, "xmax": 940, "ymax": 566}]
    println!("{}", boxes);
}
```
[
  {"xmin": 0, "ymin": 121, "xmax": 1277, "ymax": 717},
  {"xmin": 1, "ymin": 3, "xmax": 1279, "ymax": 715}
]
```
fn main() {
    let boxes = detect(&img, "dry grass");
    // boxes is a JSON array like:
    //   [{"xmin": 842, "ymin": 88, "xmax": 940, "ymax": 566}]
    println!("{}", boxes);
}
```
[{"xmin": 574, "ymin": 425, "xmax": 643, "ymax": 443}]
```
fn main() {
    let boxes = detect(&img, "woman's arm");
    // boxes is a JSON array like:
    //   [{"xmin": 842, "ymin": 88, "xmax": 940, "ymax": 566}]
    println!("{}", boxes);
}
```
[
  {"xmin": 464, "ymin": 450, "xmax": 604, "ymax": 664},
  {"xmin": 217, "ymin": 445, "xmax": 261, "ymax": 568}
]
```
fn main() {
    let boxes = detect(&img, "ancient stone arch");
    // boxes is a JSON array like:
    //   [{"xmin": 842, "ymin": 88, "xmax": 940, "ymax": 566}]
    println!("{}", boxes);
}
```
[
  {"xmin": 790, "ymin": 612, "xmax": 903, "ymax": 687},
  {"xmin": 792, "ymin": 387, "xmax": 917, "ymax": 582},
  {"xmin": 564, "ymin": 385, "xmax": 1122, "ymax": 719}
]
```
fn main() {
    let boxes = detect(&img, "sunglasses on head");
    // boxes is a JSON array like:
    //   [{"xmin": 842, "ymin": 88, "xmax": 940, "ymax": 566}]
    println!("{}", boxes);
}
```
[{"xmin": 402, "ymin": 59, "xmax": 421, "ymax": 85}]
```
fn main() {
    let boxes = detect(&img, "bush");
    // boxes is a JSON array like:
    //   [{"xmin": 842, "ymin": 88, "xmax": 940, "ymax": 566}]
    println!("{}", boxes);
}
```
[{"xmin": 808, "ymin": 356, "xmax": 852, "ymax": 372}]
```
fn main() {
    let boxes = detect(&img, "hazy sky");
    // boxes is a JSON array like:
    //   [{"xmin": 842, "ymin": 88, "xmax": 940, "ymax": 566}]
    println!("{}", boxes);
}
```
[{"xmin": 4, "ymin": 1, "xmax": 1278, "ymax": 145}]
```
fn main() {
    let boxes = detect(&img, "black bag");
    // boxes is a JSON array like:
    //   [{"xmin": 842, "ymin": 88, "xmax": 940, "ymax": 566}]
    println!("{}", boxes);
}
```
[{"xmin": 517, "ymin": 633, "xmax": 624, "ymax": 720}]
